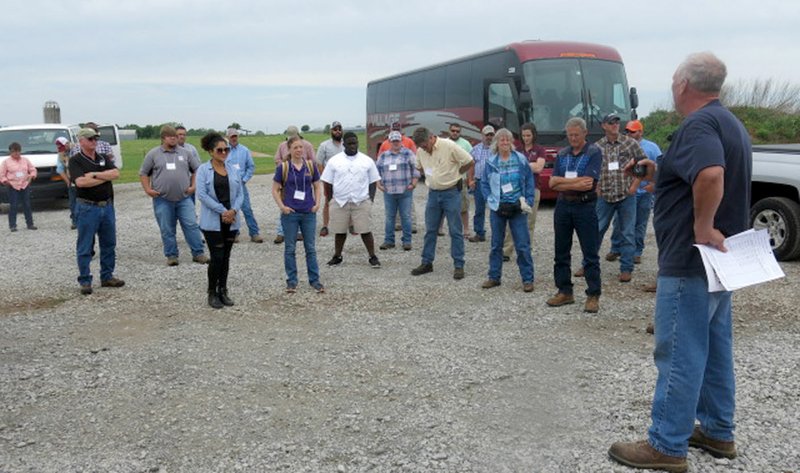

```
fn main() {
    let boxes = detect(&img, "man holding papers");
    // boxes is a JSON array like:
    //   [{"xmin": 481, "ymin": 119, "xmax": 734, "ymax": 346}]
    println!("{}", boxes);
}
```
[{"xmin": 609, "ymin": 52, "xmax": 752, "ymax": 472}]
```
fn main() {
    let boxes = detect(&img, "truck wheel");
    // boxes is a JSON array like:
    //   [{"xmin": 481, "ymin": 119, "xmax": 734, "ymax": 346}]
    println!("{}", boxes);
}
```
[{"xmin": 750, "ymin": 197, "xmax": 800, "ymax": 261}]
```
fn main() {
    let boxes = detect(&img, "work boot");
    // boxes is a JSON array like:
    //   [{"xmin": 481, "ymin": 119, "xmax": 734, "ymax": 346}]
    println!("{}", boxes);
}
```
[
  {"xmin": 453, "ymin": 268, "xmax": 465, "ymax": 280},
  {"xmin": 251, "ymin": 235, "xmax": 265, "ymax": 243},
  {"xmin": 574, "ymin": 267, "xmax": 585, "ymax": 277},
  {"xmin": 546, "ymin": 293, "xmax": 575, "ymax": 307},
  {"xmin": 192, "ymin": 254, "xmax": 210, "ymax": 264},
  {"xmin": 584, "ymin": 295, "xmax": 600, "ymax": 313},
  {"xmin": 605, "ymin": 251, "xmax": 620, "ymax": 261},
  {"xmin": 208, "ymin": 289, "xmax": 223, "ymax": 309},
  {"xmin": 481, "ymin": 279, "xmax": 500, "ymax": 289},
  {"xmin": 688, "ymin": 426, "xmax": 737, "ymax": 459},
  {"xmin": 619, "ymin": 272, "xmax": 632, "ymax": 283},
  {"xmin": 101, "ymin": 278, "xmax": 125, "ymax": 288},
  {"xmin": 608, "ymin": 440, "xmax": 688, "ymax": 473},
  {"xmin": 217, "ymin": 287, "xmax": 235, "ymax": 307},
  {"xmin": 411, "ymin": 263, "xmax": 433, "ymax": 276},
  {"xmin": 643, "ymin": 282, "xmax": 657, "ymax": 293}
]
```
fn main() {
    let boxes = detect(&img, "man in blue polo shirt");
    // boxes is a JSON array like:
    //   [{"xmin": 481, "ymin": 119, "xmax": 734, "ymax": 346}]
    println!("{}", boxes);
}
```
[{"xmin": 609, "ymin": 52, "xmax": 752, "ymax": 472}]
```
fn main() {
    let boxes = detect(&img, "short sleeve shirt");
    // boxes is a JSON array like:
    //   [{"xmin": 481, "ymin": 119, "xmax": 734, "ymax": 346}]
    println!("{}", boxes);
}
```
[
  {"xmin": 654, "ymin": 100, "xmax": 752, "ymax": 277},
  {"xmin": 553, "ymin": 143, "xmax": 602, "ymax": 199},
  {"xmin": 415, "ymin": 138, "xmax": 473, "ymax": 190},
  {"xmin": 320, "ymin": 151, "xmax": 381, "ymax": 206},
  {"xmin": 140, "ymin": 146, "xmax": 199, "ymax": 202},
  {"xmin": 69, "ymin": 152, "xmax": 116, "ymax": 202},
  {"xmin": 274, "ymin": 160, "xmax": 320, "ymax": 212}
]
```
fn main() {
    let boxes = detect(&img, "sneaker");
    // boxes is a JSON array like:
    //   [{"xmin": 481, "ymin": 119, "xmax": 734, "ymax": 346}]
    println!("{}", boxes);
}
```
[
  {"xmin": 608, "ymin": 440, "xmax": 687, "ymax": 473},
  {"xmin": 468, "ymin": 234, "xmax": 486, "ymax": 242},
  {"xmin": 192, "ymin": 254, "xmax": 210, "ymax": 264},
  {"xmin": 369, "ymin": 255, "xmax": 381, "ymax": 268},
  {"xmin": 481, "ymin": 279, "xmax": 501, "ymax": 289},
  {"xmin": 411, "ymin": 263, "xmax": 433, "ymax": 276},
  {"xmin": 327, "ymin": 255, "xmax": 343, "ymax": 266},
  {"xmin": 634, "ymin": 255, "xmax": 642, "ymax": 264},
  {"xmin": 546, "ymin": 292, "xmax": 575, "ymax": 307},
  {"xmin": 27, "ymin": 225, "xmax": 38, "ymax": 230},
  {"xmin": 101, "ymin": 277, "xmax": 125, "ymax": 288},
  {"xmin": 167, "ymin": 257, "xmax": 179, "ymax": 266},
  {"xmin": 273, "ymin": 235, "xmax": 284, "ymax": 244},
  {"xmin": 453, "ymin": 268, "xmax": 465, "ymax": 280},
  {"xmin": 584, "ymin": 295, "xmax": 600, "ymax": 313},
  {"xmin": 574, "ymin": 267, "xmax": 585, "ymax": 277},
  {"xmin": 402, "ymin": 244, "xmax": 412, "ymax": 251},
  {"xmin": 688, "ymin": 426, "xmax": 737, "ymax": 459},
  {"xmin": 319, "ymin": 226, "xmax": 329, "ymax": 237},
  {"xmin": 502, "ymin": 255, "xmax": 510, "ymax": 262},
  {"xmin": 312, "ymin": 282, "xmax": 326, "ymax": 294},
  {"xmin": 619, "ymin": 272, "xmax": 632, "ymax": 283},
  {"xmin": 646, "ymin": 322, "xmax": 655, "ymax": 335},
  {"xmin": 605, "ymin": 252, "xmax": 620, "ymax": 262},
  {"xmin": 379, "ymin": 243, "xmax": 395, "ymax": 250},
  {"xmin": 80, "ymin": 284, "xmax": 93, "ymax": 295},
  {"xmin": 70, "ymin": 224, "xmax": 77, "ymax": 230},
  {"xmin": 523, "ymin": 282, "xmax": 535, "ymax": 293}
]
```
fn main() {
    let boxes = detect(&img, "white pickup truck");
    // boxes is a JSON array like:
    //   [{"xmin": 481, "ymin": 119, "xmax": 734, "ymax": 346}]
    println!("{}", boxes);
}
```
[{"xmin": 751, "ymin": 144, "xmax": 800, "ymax": 261}]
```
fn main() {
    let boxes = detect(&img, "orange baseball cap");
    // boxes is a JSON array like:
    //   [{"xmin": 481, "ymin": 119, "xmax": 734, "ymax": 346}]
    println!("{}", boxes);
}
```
[{"xmin": 625, "ymin": 120, "xmax": 643, "ymax": 132}]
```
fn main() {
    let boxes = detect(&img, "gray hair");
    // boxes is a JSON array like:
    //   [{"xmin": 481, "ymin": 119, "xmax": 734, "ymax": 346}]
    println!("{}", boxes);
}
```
[
  {"xmin": 490, "ymin": 128, "xmax": 514, "ymax": 155},
  {"xmin": 412, "ymin": 127, "xmax": 430, "ymax": 147},
  {"xmin": 675, "ymin": 52, "xmax": 727, "ymax": 93},
  {"xmin": 565, "ymin": 117, "xmax": 587, "ymax": 131}
]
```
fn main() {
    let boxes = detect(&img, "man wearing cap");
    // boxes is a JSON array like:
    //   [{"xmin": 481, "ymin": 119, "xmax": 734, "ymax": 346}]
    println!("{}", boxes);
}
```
[
  {"xmin": 140, "ymin": 125, "xmax": 209, "ymax": 266},
  {"xmin": 467, "ymin": 125, "xmax": 496, "ymax": 243},
  {"xmin": 69, "ymin": 128, "xmax": 125, "ymax": 295},
  {"xmin": 226, "ymin": 127, "xmax": 264, "ymax": 243},
  {"xmin": 273, "ymin": 126, "xmax": 315, "ymax": 243},
  {"xmin": 591, "ymin": 112, "xmax": 646, "ymax": 283},
  {"xmin": 376, "ymin": 131, "xmax": 419, "ymax": 251},
  {"xmin": 608, "ymin": 120, "xmax": 663, "ymax": 265},
  {"xmin": 410, "ymin": 127, "xmax": 474, "ymax": 280},
  {"xmin": 55, "ymin": 136, "xmax": 77, "ymax": 229},
  {"xmin": 377, "ymin": 121, "xmax": 419, "ymax": 234},
  {"xmin": 69, "ymin": 122, "xmax": 115, "ymax": 162},
  {"xmin": 315, "ymin": 121, "xmax": 344, "ymax": 237}
]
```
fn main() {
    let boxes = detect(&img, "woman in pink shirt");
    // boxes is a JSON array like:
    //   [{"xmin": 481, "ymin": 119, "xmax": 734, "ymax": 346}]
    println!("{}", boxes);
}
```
[{"xmin": 0, "ymin": 142, "xmax": 37, "ymax": 231}]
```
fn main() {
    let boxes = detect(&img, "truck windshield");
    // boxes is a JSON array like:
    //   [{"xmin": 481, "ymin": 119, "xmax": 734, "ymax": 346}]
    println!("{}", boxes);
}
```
[
  {"xmin": 0, "ymin": 129, "xmax": 70, "ymax": 156},
  {"xmin": 522, "ymin": 58, "xmax": 632, "ymax": 134}
]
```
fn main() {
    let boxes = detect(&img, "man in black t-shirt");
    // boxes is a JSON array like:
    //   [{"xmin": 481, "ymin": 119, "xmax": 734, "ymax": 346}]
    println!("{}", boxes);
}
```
[
  {"xmin": 68, "ymin": 128, "xmax": 125, "ymax": 295},
  {"xmin": 609, "ymin": 52, "xmax": 751, "ymax": 472}
]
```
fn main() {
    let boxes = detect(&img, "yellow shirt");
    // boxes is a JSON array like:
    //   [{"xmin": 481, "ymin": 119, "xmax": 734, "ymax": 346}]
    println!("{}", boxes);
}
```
[{"xmin": 416, "ymin": 138, "xmax": 473, "ymax": 190}]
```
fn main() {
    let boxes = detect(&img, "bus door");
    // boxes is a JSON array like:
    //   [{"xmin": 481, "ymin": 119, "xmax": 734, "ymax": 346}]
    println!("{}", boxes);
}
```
[{"xmin": 484, "ymin": 79, "xmax": 522, "ymax": 134}]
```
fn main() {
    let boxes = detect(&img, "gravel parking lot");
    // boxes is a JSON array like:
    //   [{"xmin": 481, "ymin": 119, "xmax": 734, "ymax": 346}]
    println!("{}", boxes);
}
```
[{"xmin": 1, "ymin": 175, "xmax": 798, "ymax": 472}]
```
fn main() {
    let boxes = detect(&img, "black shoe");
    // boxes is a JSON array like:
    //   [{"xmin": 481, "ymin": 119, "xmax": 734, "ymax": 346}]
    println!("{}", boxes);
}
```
[
  {"xmin": 208, "ymin": 290, "xmax": 224, "ymax": 309},
  {"xmin": 327, "ymin": 255, "xmax": 343, "ymax": 266},
  {"xmin": 369, "ymin": 255, "xmax": 381, "ymax": 268},
  {"xmin": 411, "ymin": 263, "xmax": 433, "ymax": 276},
  {"xmin": 502, "ymin": 255, "xmax": 511, "ymax": 262},
  {"xmin": 10, "ymin": 227, "xmax": 17, "ymax": 232},
  {"xmin": 217, "ymin": 288, "xmax": 234, "ymax": 306},
  {"xmin": 27, "ymin": 225, "xmax": 37, "ymax": 230},
  {"xmin": 80, "ymin": 284, "xmax": 93, "ymax": 295}
]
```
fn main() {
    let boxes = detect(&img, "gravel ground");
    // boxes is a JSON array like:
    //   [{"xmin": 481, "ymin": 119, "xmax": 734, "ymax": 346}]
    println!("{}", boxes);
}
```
[{"xmin": 1, "ymin": 174, "xmax": 798, "ymax": 473}]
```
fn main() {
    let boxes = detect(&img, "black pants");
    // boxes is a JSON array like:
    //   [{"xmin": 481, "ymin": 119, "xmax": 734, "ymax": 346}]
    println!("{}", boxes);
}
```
[{"xmin": 203, "ymin": 225, "xmax": 237, "ymax": 292}]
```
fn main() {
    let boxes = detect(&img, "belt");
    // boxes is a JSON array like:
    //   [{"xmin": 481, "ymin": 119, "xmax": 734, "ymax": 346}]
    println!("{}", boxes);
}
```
[
  {"xmin": 560, "ymin": 193, "xmax": 597, "ymax": 203},
  {"xmin": 77, "ymin": 197, "xmax": 113, "ymax": 207},
  {"xmin": 432, "ymin": 179, "xmax": 463, "ymax": 192}
]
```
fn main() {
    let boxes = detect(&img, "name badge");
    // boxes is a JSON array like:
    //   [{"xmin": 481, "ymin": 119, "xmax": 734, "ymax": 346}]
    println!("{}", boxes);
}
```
[
  {"xmin": 425, "ymin": 167, "xmax": 433, "ymax": 176},
  {"xmin": 501, "ymin": 183, "xmax": 513, "ymax": 193},
  {"xmin": 608, "ymin": 162, "xmax": 620, "ymax": 171},
  {"xmin": 15, "ymin": 171, "xmax": 24, "ymax": 178},
  {"xmin": 98, "ymin": 159, "xmax": 106, "ymax": 166},
  {"xmin": 166, "ymin": 162, "xmax": 177, "ymax": 170},
  {"xmin": 389, "ymin": 164, "xmax": 398, "ymax": 171},
  {"xmin": 233, "ymin": 163, "xmax": 240, "ymax": 170},
  {"xmin": 178, "ymin": 156, "xmax": 185, "ymax": 161},
  {"xmin": 565, "ymin": 171, "xmax": 578, "ymax": 179},
  {"xmin": 293, "ymin": 190, "xmax": 306, "ymax": 201}
]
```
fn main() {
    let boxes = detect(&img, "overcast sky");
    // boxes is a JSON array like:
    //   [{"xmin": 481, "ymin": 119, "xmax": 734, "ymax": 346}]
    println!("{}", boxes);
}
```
[{"xmin": 2, "ymin": 0, "xmax": 797, "ymax": 133}]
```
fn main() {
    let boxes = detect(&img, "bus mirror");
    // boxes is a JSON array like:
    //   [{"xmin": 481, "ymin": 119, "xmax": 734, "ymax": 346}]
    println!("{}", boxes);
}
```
[
  {"xmin": 519, "ymin": 84, "xmax": 532, "ymax": 108},
  {"xmin": 630, "ymin": 87, "xmax": 639, "ymax": 110}
]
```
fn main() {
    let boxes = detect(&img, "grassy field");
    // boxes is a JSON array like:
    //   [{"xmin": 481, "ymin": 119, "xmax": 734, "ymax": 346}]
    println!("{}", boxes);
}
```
[{"xmin": 119, "ymin": 132, "xmax": 366, "ymax": 184}]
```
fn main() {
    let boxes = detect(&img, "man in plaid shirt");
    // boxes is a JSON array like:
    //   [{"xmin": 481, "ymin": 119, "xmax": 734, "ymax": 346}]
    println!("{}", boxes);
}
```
[{"xmin": 376, "ymin": 131, "xmax": 419, "ymax": 251}]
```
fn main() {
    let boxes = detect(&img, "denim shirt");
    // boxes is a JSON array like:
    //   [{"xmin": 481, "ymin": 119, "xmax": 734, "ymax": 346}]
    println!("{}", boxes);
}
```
[
  {"xmin": 196, "ymin": 161, "xmax": 244, "ymax": 231},
  {"xmin": 480, "ymin": 151, "xmax": 535, "ymax": 212}
]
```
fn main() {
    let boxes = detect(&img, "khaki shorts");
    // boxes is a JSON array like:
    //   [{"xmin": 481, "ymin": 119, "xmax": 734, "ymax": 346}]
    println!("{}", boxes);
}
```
[
  {"xmin": 460, "ymin": 185, "xmax": 470, "ymax": 213},
  {"xmin": 329, "ymin": 200, "xmax": 372, "ymax": 234}
]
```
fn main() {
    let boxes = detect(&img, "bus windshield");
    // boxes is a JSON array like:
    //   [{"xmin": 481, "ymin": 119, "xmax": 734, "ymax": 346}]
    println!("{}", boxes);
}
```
[{"xmin": 522, "ymin": 58, "xmax": 632, "ymax": 135}]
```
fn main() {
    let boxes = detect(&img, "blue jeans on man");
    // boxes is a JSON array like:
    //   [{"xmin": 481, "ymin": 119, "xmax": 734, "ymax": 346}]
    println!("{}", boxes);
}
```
[
  {"xmin": 472, "ymin": 179, "xmax": 486, "ymax": 238},
  {"xmin": 153, "ymin": 196, "xmax": 206, "ymax": 258},
  {"xmin": 648, "ymin": 276, "xmax": 735, "ymax": 457},
  {"xmin": 384, "ymin": 189, "xmax": 413, "ymax": 246},
  {"xmin": 240, "ymin": 184, "xmax": 260, "ymax": 237},
  {"xmin": 76, "ymin": 201, "xmax": 117, "ymax": 286},
  {"xmin": 280, "ymin": 212, "xmax": 320, "ymax": 288},
  {"xmin": 422, "ymin": 187, "xmax": 464, "ymax": 269},
  {"xmin": 553, "ymin": 199, "xmax": 601, "ymax": 296},
  {"xmin": 68, "ymin": 185, "xmax": 78, "ymax": 227},
  {"xmin": 488, "ymin": 209, "xmax": 533, "ymax": 283},
  {"xmin": 610, "ymin": 192, "xmax": 654, "ymax": 257},
  {"xmin": 596, "ymin": 195, "xmax": 636, "ymax": 273},
  {"xmin": 7, "ymin": 186, "xmax": 34, "ymax": 229}
]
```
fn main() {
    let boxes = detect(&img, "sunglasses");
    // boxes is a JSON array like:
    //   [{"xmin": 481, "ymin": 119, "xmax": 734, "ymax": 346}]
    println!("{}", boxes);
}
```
[
  {"xmin": 214, "ymin": 147, "xmax": 231, "ymax": 154},
  {"xmin": 86, "ymin": 136, "xmax": 98, "ymax": 141}
]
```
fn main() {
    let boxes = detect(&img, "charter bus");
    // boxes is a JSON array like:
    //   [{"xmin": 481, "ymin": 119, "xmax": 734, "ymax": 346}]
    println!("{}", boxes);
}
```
[{"xmin": 366, "ymin": 41, "xmax": 639, "ymax": 199}]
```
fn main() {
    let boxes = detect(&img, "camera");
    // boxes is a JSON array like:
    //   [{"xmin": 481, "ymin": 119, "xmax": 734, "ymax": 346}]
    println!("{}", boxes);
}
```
[{"xmin": 632, "ymin": 157, "xmax": 647, "ymax": 178}]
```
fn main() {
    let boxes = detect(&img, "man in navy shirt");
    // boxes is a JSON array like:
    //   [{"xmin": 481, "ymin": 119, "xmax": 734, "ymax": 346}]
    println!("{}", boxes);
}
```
[{"xmin": 609, "ymin": 52, "xmax": 752, "ymax": 472}]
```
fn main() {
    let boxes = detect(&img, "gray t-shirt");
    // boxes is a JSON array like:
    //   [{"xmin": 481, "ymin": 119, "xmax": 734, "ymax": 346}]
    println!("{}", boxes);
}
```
[
  {"xmin": 316, "ymin": 138, "xmax": 343, "ymax": 167},
  {"xmin": 140, "ymin": 146, "xmax": 200, "ymax": 202}
]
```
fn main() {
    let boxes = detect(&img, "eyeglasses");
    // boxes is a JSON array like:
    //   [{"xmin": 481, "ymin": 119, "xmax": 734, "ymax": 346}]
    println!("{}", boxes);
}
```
[{"xmin": 214, "ymin": 147, "xmax": 231, "ymax": 154}]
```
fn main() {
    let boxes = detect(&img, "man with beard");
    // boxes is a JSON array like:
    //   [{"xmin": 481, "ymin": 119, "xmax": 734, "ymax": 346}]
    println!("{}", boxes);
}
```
[
  {"xmin": 321, "ymin": 132, "xmax": 382, "ymax": 268},
  {"xmin": 315, "ymin": 121, "xmax": 344, "ymax": 237}
]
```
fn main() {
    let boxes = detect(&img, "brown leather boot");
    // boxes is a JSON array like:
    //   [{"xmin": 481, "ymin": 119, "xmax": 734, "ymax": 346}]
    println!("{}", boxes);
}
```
[
  {"xmin": 608, "ymin": 440, "xmax": 687, "ymax": 472},
  {"xmin": 688, "ymin": 426, "xmax": 737, "ymax": 459},
  {"xmin": 584, "ymin": 295, "xmax": 599, "ymax": 313},
  {"xmin": 546, "ymin": 292, "xmax": 575, "ymax": 307}
]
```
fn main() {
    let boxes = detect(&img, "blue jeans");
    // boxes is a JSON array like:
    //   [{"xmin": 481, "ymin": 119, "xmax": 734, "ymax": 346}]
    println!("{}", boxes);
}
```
[
  {"xmin": 488, "ymin": 209, "xmax": 533, "ymax": 283},
  {"xmin": 153, "ymin": 196, "xmax": 205, "ymax": 258},
  {"xmin": 553, "ymin": 199, "xmax": 600, "ymax": 296},
  {"xmin": 472, "ymin": 179, "xmax": 486, "ymax": 238},
  {"xmin": 610, "ymin": 192, "xmax": 653, "ymax": 257},
  {"xmin": 384, "ymin": 189, "xmax": 413, "ymax": 245},
  {"xmin": 596, "ymin": 196, "xmax": 636, "ymax": 273},
  {"xmin": 68, "ymin": 185, "xmax": 77, "ymax": 226},
  {"xmin": 7, "ymin": 187, "xmax": 33, "ymax": 229},
  {"xmin": 648, "ymin": 276, "xmax": 735, "ymax": 457},
  {"xmin": 422, "ymin": 187, "xmax": 464, "ymax": 269},
  {"xmin": 281, "ymin": 212, "xmax": 320, "ymax": 287},
  {"xmin": 240, "ymin": 183, "xmax": 260, "ymax": 237},
  {"xmin": 76, "ymin": 202, "xmax": 117, "ymax": 285}
]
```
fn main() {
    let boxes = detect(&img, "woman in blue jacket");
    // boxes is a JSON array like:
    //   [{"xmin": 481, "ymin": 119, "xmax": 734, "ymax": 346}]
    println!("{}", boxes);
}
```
[
  {"xmin": 480, "ymin": 128, "xmax": 536, "ymax": 292},
  {"xmin": 197, "ymin": 132, "xmax": 244, "ymax": 309}
]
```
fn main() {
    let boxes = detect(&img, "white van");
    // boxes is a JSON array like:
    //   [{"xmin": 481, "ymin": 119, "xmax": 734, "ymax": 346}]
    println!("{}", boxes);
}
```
[{"xmin": 0, "ymin": 123, "xmax": 122, "ymax": 202}]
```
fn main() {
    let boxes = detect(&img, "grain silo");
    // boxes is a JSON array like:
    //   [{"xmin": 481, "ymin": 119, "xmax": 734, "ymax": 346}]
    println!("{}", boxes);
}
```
[{"xmin": 43, "ymin": 100, "xmax": 61, "ymax": 123}]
